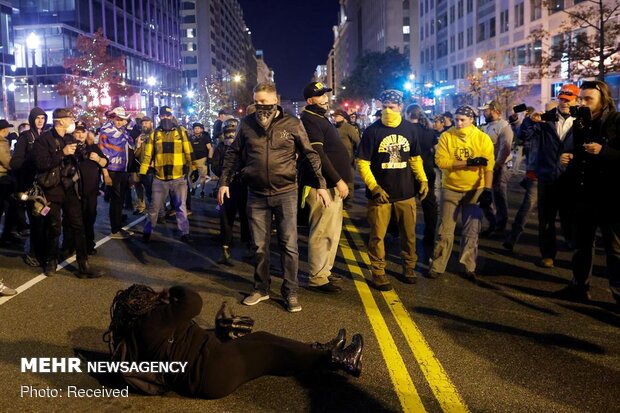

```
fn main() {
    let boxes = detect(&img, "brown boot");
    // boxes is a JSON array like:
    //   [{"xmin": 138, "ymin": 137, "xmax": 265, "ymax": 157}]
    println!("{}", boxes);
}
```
[{"xmin": 372, "ymin": 273, "xmax": 392, "ymax": 291}]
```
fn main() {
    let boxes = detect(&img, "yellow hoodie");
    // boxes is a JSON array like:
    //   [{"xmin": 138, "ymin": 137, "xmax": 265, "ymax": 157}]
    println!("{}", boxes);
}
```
[{"xmin": 435, "ymin": 125, "xmax": 495, "ymax": 191}]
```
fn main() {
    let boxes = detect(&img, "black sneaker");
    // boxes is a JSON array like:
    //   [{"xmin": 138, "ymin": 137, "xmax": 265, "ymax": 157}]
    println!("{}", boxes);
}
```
[
  {"xmin": 480, "ymin": 226, "xmax": 496, "ymax": 238},
  {"xmin": 142, "ymin": 232, "xmax": 151, "ymax": 243},
  {"xmin": 307, "ymin": 282, "xmax": 342, "ymax": 294},
  {"xmin": 553, "ymin": 285, "xmax": 591, "ymax": 302},
  {"xmin": 181, "ymin": 234, "xmax": 194, "ymax": 244},
  {"xmin": 462, "ymin": 271, "xmax": 478, "ymax": 282},
  {"xmin": 502, "ymin": 241, "xmax": 514, "ymax": 251}
]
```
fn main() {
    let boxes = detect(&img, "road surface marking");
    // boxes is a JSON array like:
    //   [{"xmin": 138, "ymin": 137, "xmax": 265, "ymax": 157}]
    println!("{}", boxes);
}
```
[
  {"xmin": 343, "ymin": 212, "xmax": 469, "ymax": 413},
  {"xmin": 339, "ymin": 236, "xmax": 427, "ymax": 413},
  {"xmin": 0, "ymin": 216, "xmax": 145, "ymax": 306}
]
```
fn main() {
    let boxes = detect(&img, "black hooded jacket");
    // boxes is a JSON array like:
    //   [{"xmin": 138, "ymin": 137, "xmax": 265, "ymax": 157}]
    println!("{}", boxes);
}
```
[{"xmin": 10, "ymin": 107, "xmax": 48, "ymax": 191}]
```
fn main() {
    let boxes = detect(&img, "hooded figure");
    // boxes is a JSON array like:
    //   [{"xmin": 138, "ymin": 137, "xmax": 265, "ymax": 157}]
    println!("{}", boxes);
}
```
[{"xmin": 10, "ymin": 107, "xmax": 48, "ymax": 192}]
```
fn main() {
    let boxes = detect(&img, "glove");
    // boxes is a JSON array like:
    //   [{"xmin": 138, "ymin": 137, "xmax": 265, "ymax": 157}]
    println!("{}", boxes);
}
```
[
  {"xmin": 215, "ymin": 301, "xmax": 255, "ymax": 340},
  {"xmin": 418, "ymin": 181, "xmax": 429, "ymax": 201},
  {"xmin": 466, "ymin": 157, "xmax": 488, "ymax": 167},
  {"xmin": 371, "ymin": 186, "xmax": 390, "ymax": 204},
  {"xmin": 477, "ymin": 188, "xmax": 493, "ymax": 209}
]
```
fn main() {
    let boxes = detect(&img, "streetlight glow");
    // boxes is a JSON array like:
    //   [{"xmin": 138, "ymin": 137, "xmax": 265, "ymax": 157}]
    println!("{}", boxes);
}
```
[
  {"xmin": 408, "ymin": 73, "xmax": 415, "ymax": 80},
  {"xmin": 233, "ymin": 74, "xmax": 242, "ymax": 83},
  {"xmin": 187, "ymin": 90, "xmax": 195, "ymax": 99},
  {"xmin": 474, "ymin": 57, "xmax": 484, "ymax": 69},
  {"xmin": 404, "ymin": 81, "xmax": 413, "ymax": 91},
  {"xmin": 7, "ymin": 83, "xmax": 16, "ymax": 92},
  {"xmin": 26, "ymin": 32, "xmax": 40, "ymax": 49}
]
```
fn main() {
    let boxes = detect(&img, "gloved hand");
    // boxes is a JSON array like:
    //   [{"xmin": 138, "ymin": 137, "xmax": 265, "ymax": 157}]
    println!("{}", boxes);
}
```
[
  {"xmin": 477, "ymin": 188, "xmax": 493, "ymax": 208},
  {"xmin": 466, "ymin": 157, "xmax": 488, "ymax": 167},
  {"xmin": 418, "ymin": 181, "xmax": 429, "ymax": 201},
  {"xmin": 215, "ymin": 301, "xmax": 255, "ymax": 340},
  {"xmin": 371, "ymin": 186, "xmax": 390, "ymax": 204}
]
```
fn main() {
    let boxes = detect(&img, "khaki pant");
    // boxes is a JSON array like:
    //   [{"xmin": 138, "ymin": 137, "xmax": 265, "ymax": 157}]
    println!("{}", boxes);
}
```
[
  {"xmin": 431, "ymin": 188, "xmax": 484, "ymax": 273},
  {"xmin": 367, "ymin": 197, "xmax": 417, "ymax": 276},
  {"xmin": 307, "ymin": 187, "xmax": 343, "ymax": 286},
  {"xmin": 194, "ymin": 157, "xmax": 210, "ymax": 189}
]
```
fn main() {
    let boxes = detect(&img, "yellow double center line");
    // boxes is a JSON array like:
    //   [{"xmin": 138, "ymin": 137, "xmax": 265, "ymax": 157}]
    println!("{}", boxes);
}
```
[{"xmin": 341, "ymin": 212, "xmax": 469, "ymax": 413}]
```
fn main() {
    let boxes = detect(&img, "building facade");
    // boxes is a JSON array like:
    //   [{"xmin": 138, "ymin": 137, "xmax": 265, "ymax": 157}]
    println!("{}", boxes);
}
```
[
  {"xmin": 180, "ymin": 0, "xmax": 255, "ymax": 102},
  {"xmin": 10, "ymin": 0, "xmax": 184, "ymax": 119}
]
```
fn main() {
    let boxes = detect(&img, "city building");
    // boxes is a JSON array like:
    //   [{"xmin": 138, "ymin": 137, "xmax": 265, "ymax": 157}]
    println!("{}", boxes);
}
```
[
  {"xmin": 417, "ymin": 0, "xmax": 619, "ymax": 111},
  {"xmin": 0, "ymin": 0, "xmax": 15, "ymax": 120},
  {"xmin": 329, "ymin": 0, "xmax": 419, "ymax": 101},
  {"xmin": 180, "ymin": 0, "xmax": 256, "ymax": 104},
  {"xmin": 10, "ymin": 0, "xmax": 184, "ymax": 119},
  {"xmin": 256, "ymin": 50, "xmax": 274, "ymax": 84}
]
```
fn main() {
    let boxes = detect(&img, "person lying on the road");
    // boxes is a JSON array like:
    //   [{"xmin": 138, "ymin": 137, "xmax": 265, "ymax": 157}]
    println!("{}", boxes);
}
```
[{"xmin": 104, "ymin": 284, "xmax": 364, "ymax": 399}]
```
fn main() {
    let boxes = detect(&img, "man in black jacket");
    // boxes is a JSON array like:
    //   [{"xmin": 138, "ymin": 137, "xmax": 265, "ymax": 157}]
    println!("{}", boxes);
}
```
[
  {"xmin": 61, "ymin": 122, "xmax": 108, "ymax": 257},
  {"xmin": 300, "ymin": 82, "xmax": 352, "ymax": 294},
  {"xmin": 33, "ymin": 108, "xmax": 104, "ymax": 278},
  {"xmin": 9, "ymin": 107, "xmax": 47, "ymax": 266},
  {"xmin": 218, "ymin": 82, "xmax": 330, "ymax": 312},
  {"xmin": 557, "ymin": 80, "xmax": 620, "ymax": 304}
]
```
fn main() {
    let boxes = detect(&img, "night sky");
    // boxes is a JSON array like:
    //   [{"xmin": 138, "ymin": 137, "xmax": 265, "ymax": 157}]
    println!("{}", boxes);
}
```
[{"xmin": 238, "ymin": 0, "xmax": 340, "ymax": 101}]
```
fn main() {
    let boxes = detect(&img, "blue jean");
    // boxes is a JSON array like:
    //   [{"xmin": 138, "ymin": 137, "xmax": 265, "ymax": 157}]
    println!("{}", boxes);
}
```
[
  {"xmin": 482, "ymin": 165, "xmax": 510, "ymax": 228},
  {"xmin": 144, "ymin": 177, "xmax": 189, "ymax": 235},
  {"xmin": 247, "ymin": 189, "xmax": 299, "ymax": 297},
  {"xmin": 506, "ymin": 178, "xmax": 538, "ymax": 245}
]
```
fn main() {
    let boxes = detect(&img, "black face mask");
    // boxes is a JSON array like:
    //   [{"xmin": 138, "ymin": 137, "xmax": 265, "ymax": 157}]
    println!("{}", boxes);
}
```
[
  {"xmin": 255, "ymin": 104, "xmax": 278, "ymax": 129},
  {"xmin": 335, "ymin": 120, "xmax": 344, "ymax": 127},
  {"xmin": 160, "ymin": 118, "xmax": 176, "ymax": 131}
]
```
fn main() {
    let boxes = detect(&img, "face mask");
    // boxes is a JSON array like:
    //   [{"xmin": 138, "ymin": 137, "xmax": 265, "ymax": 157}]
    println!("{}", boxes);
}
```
[
  {"xmin": 316, "ymin": 100, "xmax": 329, "ymax": 111},
  {"xmin": 224, "ymin": 135, "xmax": 235, "ymax": 146},
  {"xmin": 335, "ymin": 120, "xmax": 344, "ymax": 127},
  {"xmin": 65, "ymin": 121, "xmax": 76, "ymax": 134},
  {"xmin": 381, "ymin": 107, "xmax": 402, "ymax": 127},
  {"xmin": 454, "ymin": 124, "xmax": 474, "ymax": 138},
  {"xmin": 484, "ymin": 116, "xmax": 492, "ymax": 123},
  {"xmin": 255, "ymin": 104, "xmax": 278, "ymax": 129},
  {"xmin": 160, "ymin": 118, "xmax": 176, "ymax": 131}
]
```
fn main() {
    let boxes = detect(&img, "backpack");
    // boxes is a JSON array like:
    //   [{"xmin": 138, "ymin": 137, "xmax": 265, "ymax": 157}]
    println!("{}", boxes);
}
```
[{"xmin": 111, "ymin": 334, "xmax": 168, "ymax": 395}]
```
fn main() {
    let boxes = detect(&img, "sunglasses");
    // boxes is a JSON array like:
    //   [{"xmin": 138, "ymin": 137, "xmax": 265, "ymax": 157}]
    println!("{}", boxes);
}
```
[
  {"xmin": 580, "ymin": 81, "xmax": 601, "ymax": 91},
  {"xmin": 558, "ymin": 90, "xmax": 575, "ymax": 96}
]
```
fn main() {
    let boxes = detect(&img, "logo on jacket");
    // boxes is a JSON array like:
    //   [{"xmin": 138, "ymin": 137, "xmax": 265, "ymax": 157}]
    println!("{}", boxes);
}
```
[
  {"xmin": 454, "ymin": 147, "xmax": 473, "ymax": 161},
  {"xmin": 378, "ymin": 134, "xmax": 409, "ymax": 169}
]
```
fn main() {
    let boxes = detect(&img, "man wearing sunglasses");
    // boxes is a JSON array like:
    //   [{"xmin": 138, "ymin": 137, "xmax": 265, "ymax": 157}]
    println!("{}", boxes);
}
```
[{"xmin": 557, "ymin": 80, "xmax": 620, "ymax": 305}]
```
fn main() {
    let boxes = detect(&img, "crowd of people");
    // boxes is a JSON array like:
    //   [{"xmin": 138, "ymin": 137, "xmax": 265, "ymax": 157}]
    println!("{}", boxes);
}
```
[{"xmin": 0, "ymin": 80, "xmax": 618, "ymax": 311}]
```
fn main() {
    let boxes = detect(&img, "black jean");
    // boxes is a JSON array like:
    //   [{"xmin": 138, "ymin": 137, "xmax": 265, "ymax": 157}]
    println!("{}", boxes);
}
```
[
  {"xmin": 220, "ymin": 181, "xmax": 250, "ymax": 246},
  {"xmin": 196, "ymin": 331, "xmax": 329, "ymax": 399},
  {"xmin": 43, "ymin": 189, "xmax": 87, "ymax": 263},
  {"xmin": 108, "ymin": 171, "xmax": 129, "ymax": 233},
  {"xmin": 421, "ymin": 169, "xmax": 438, "ymax": 245},
  {"xmin": 571, "ymin": 199, "xmax": 620, "ymax": 299},
  {"xmin": 537, "ymin": 180, "xmax": 574, "ymax": 259},
  {"xmin": 63, "ymin": 191, "xmax": 98, "ymax": 253},
  {"xmin": 26, "ymin": 208, "xmax": 45, "ymax": 261}
]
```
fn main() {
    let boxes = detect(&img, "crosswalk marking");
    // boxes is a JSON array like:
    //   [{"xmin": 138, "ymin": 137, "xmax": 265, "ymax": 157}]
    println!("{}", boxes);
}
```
[{"xmin": 342, "ymin": 212, "xmax": 469, "ymax": 413}]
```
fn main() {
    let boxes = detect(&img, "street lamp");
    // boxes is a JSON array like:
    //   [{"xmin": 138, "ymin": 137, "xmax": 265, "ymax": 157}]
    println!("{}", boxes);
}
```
[
  {"xmin": 186, "ymin": 90, "xmax": 195, "ymax": 99},
  {"xmin": 147, "ymin": 76, "xmax": 157, "ymax": 113},
  {"xmin": 26, "ymin": 32, "xmax": 40, "ymax": 107},
  {"xmin": 473, "ymin": 57, "xmax": 484, "ymax": 109}
]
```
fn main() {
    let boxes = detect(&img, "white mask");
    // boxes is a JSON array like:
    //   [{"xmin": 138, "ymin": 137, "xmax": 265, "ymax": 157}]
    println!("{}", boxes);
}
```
[{"xmin": 65, "ymin": 121, "xmax": 76, "ymax": 134}]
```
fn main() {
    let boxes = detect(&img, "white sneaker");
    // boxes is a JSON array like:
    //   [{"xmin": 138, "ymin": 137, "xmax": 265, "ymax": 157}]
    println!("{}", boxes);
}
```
[
  {"xmin": 0, "ymin": 279, "xmax": 17, "ymax": 296},
  {"xmin": 243, "ymin": 291, "xmax": 270, "ymax": 306}
]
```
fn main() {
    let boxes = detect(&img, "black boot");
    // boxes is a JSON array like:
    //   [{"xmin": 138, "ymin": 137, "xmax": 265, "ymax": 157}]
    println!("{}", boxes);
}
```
[
  {"xmin": 77, "ymin": 260, "xmax": 104, "ymax": 279},
  {"xmin": 331, "ymin": 333, "xmax": 363, "ymax": 377},
  {"xmin": 44, "ymin": 260, "xmax": 58, "ymax": 277},
  {"xmin": 312, "ymin": 328, "xmax": 346, "ymax": 352},
  {"xmin": 217, "ymin": 246, "xmax": 232, "ymax": 265}
]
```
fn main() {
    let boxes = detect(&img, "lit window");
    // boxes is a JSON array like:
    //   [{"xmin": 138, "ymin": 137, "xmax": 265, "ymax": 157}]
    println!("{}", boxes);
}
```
[
  {"xmin": 187, "ymin": 29, "xmax": 194, "ymax": 38},
  {"xmin": 403, "ymin": 25, "xmax": 410, "ymax": 34}
]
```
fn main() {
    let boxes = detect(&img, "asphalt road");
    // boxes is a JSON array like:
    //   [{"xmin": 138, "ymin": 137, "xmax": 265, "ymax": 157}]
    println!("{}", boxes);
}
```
[{"xmin": 1, "ymin": 175, "xmax": 619, "ymax": 413}]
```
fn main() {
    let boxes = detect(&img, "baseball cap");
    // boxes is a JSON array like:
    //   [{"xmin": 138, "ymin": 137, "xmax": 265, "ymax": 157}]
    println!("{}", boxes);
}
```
[
  {"xmin": 109, "ymin": 107, "xmax": 130, "ymax": 120},
  {"xmin": 303, "ymin": 82, "xmax": 333, "ymax": 99},
  {"xmin": 479, "ymin": 100, "xmax": 502, "ymax": 112},
  {"xmin": 74, "ymin": 121, "xmax": 87, "ymax": 132},
  {"xmin": 159, "ymin": 106, "xmax": 173, "ymax": 116},
  {"xmin": 0, "ymin": 119, "xmax": 13, "ymax": 129},
  {"xmin": 558, "ymin": 84, "xmax": 579, "ymax": 101},
  {"xmin": 192, "ymin": 122, "xmax": 205, "ymax": 129},
  {"xmin": 332, "ymin": 109, "xmax": 350, "ymax": 120}
]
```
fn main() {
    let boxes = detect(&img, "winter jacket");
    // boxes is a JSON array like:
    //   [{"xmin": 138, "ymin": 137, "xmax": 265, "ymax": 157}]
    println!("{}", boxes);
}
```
[
  {"xmin": 521, "ymin": 115, "xmax": 573, "ymax": 184},
  {"xmin": 33, "ymin": 127, "xmax": 69, "ymax": 203},
  {"xmin": 10, "ymin": 107, "xmax": 48, "ymax": 191},
  {"xmin": 564, "ymin": 109, "xmax": 620, "ymax": 198},
  {"xmin": 220, "ymin": 108, "xmax": 326, "ymax": 196}
]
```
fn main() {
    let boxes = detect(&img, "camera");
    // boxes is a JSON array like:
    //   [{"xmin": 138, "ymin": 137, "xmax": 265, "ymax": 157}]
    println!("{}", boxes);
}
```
[
  {"xmin": 513, "ymin": 103, "xmax": 528, "ymax": 113},
  {"xmin": 13, "ymin": 186, "xmax": 51, "ymax": 216},
  {"xmin": 540, "ymin": 109, "xmax": 559, "ymax": 123},
  {"xmin": 569, "ymin": 106, "xmax": 592, "ymax": 123}
]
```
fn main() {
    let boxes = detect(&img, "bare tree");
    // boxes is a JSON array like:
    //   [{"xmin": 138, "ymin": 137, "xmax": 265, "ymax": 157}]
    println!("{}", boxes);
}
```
[{"xmin": 530, "ymin": 0, "xmax": 620, "ymax": 81}]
